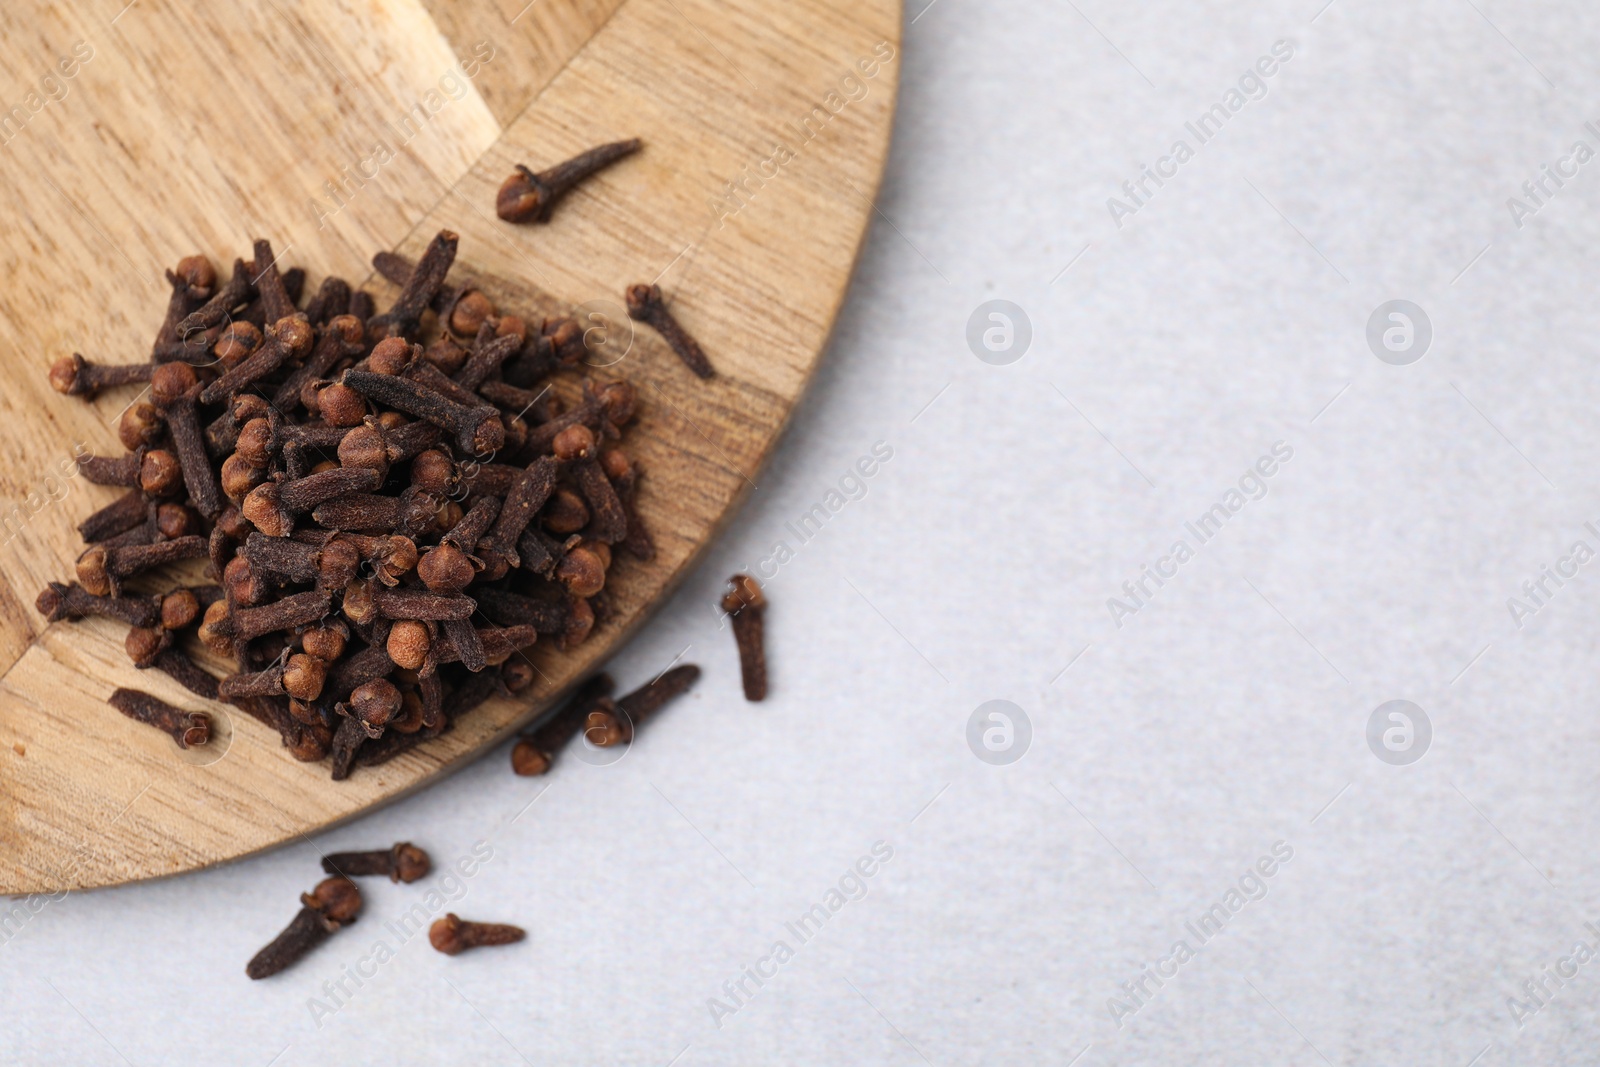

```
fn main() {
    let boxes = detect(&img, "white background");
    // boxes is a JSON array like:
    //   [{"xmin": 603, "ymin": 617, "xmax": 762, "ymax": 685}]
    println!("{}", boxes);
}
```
[{"xmin": 8, "ymin": 0, "xmax": 1600, "ymax": 1063}]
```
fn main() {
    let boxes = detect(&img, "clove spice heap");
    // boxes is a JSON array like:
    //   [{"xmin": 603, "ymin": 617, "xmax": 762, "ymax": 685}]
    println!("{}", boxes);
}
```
[{"xmin": 40, "ymin": 231, "xmax": 660, "ymax": 777}]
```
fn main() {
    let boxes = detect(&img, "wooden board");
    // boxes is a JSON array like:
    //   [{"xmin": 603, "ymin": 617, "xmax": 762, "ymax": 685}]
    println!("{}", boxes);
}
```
[{"xmin": 0, "ymin": 0, "xmax": 900, "ymax": 894}]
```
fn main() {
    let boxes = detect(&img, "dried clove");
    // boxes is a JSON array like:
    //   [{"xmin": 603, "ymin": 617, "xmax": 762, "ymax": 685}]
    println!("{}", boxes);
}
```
[
  {"xmin": 366, "ymin": 230, "xmax": 457, "ymax": 340},
  {"xmin": 475, "ymin": 456, "xmax": 558, "ymax": 578},
  {"xmin": 152, "ymin": 255, "xmax": 216, "ymax": 358},
  {"xmin": 48, "ymin": 354, "xmax": 151, "ymax": 399},
  {"xmin": 496, "ymin": 139, "xmax": 641, "ymax": 223},
  {"xmin": 428, "ymin": 913, "xmax": 525, "ymax": 955},
  {"xmin": 174, "ymin": 257, "xmax": 253, "ymax": 340},
  {"xmin": 321, "ymin": 842, "xmax": 431, "ymax": 883},
  {"xmin": 151, "ymin": 362, "xmax": 224, "ymax": 518},
  {"xmin": 301, "ymin": 275, "xmax": 351, "ymax": 327},
  {"xmin": 586, "ymin": 665, "xmax": 700, "ymax": 747},
  {"xmin": 250, "ymin": 238, "xmax": 298, "ymax": 326},
  {"xmin": 552, "ymin": 424, "xmax": 627, "ymax": 543},
  {"xmin": 76, "ymin": 536, "xmax": 207, "ymax": 597},
  {"xmin": 109, "ymin": 687, "xmax": 210, "ymax": 748},
  {"xmin": 340, "ymin": 677, "xmax": 402, "ymax": 738},
  {"xmin": 36, "ymin": 582, "xmax": 160, "ymax": 628},
  {"xmin": 343, "ymin": 368, "xmax": 503, "ymax": 456},
  {"xmin": 373, "ymin": 586, "xmax": 476, "ymax": 621},
  {"xmin": 626, "ymin": 283, "xmax": 715, "ymax": 379},
  {"xmin": 723, "ymin": 574, "xmax": 767, "ymax": 701},
  {"xmin": 77, "ymin": 489, "xmax": 151, "ymax": 544},
  {"xmin": 246, "ymin": 877, "xmax": 363, "ymax": 979},
  {"xmin": 229, "ymin": 590, "xmax": 333, "ymax": 642},
  {"xmin": 604, "ymin": 448, "xmax": 655, "ymax": 561},
  {"xmin": 76, "ymin": 448, "xmax": 183, "ymax": 497},
  {"xmin": 199, "ymin": 315, "xmax": 313, "ymax": 404}
]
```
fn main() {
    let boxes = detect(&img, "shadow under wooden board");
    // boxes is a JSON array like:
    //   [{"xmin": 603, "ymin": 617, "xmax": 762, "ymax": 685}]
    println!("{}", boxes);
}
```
[{"xmin": 0, "ymin": 0, "xmax": 901, "ymax": 894}]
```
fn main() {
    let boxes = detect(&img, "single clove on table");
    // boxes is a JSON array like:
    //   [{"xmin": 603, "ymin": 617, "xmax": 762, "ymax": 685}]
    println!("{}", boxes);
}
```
[
  {"xmin": 321, "ymin": 841, "xmax": 431, "ymax": 883},
  {"xmin": 722, "ymin": 574, "xmax": 767, "ymax": 701},
  {"xmin": 429, "ymin": 913, "xmax": 526, "ymax": 955},
  {"xmin": 246, "ymin": 876, "xmax": 363, "ymax": 979}
]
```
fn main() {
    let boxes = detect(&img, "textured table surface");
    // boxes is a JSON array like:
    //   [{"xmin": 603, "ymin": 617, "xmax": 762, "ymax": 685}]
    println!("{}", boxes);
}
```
[{"xmin": 6, "ymin": 0, "xmax": 1600, "ymax": 1064}]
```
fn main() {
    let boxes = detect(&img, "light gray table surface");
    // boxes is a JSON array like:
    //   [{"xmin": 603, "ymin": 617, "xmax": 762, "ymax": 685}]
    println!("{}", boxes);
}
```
[{"xmin": 7, "ymin": 1, "xmax": 1600, "ymax": 1063}]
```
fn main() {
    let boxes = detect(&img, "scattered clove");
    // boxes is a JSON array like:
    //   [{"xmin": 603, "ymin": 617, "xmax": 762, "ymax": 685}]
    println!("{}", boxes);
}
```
[
  {"xmin": 429, "ymin": 913, "xmax": 526, "ymax": 955},
  {"xmin": 722, "ymin": 575, "xmax": 767, "ymax": 701},
  {"xmin": 321, "ymin": 842, "xmax": 431, "ymax": 883},
  {"xmin": 246, "ymin": 877, "xmax": 363, "ymax": 979},
  {"xmin": 496, "ymin": 139, "xmax": 641, "ymax": 223},
  {"xmin": 626, "ymin": 283, "xmax": 715, "ymax": 379}
]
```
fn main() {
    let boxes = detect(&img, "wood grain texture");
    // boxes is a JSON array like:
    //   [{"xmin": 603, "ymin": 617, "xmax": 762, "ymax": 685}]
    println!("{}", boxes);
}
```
[
  {"xmin": 416, "ymin": 0, "xmax": 630, "ymax": 126},
  {"xmin": 0, "ymin": 0, "xmax": 900, "ymax": 894}
]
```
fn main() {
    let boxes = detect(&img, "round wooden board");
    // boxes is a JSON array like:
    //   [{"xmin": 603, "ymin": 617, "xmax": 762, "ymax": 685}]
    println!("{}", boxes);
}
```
[{"xmin": 0, "ymin": 0, "xmax": 900, "ymax": 893}]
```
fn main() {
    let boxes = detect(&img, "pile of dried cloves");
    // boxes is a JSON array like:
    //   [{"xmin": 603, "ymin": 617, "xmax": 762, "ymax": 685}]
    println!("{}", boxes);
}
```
[{"xmin": 40, "ymin": 229, "xmax": 661, "ymax": 778}]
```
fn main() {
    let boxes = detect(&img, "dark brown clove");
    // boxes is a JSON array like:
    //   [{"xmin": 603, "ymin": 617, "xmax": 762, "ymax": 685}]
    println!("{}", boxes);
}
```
[
  {"xmin": 36, "ymin": 582, "xmax": 161, "ymax": 628},
  {"xmin": 586, "ymin": 665, "xmax": 700, "ymax": 747},
  {"xmin": 343, "ymin": 368, "xmax": 503, "ymax": 456},
  {"xmin": 473, "ymin": 587, "xmax": 571, "ymax": 633},
  {"xmin": 279, "ymin": 467, "xmax": 384, "ymax": 513},
  {"xmin": 496, "ymin": 138, "xmax": 641, "ymax": 223},
  {"xmin": 321, "ymin": 842, "xmax": 431, "ymax": 883},
  {"xmin": 475, "ymin": 457, "xmax": 559, "ymax": 579},
  {"xmin": 250, "ymin": 238, "xmax": 299, "ymax": 326},
  {"xmin": 48, "ymin": 354, "xmax": 151, "ymax": 399},
  {"xmin": 152, "ymin": 255, "xmax": 216, "ymax": 358},
  {"xmin": 440, "ymin": 616, "xmax": 486, "ymax": 672},
  {"xmin": 119, "ymin": 400, "xmax": 166, "ymax": 452},
  {"xmin": 242, "ymin": 532, "xmax": 360, "ymax": 590},
  {"xmin": 273, "ymin": 314, "xmax": 365, "ymax": 411},
  {"xmin": 441, "ymin": 495, "xmax": 500, "ymax": 556},
  {"xmin": 340, "ymin": 677, "xmax": 402, "ymax": 738},
  {"xmin": 151, "ymin": 649, "xmax": 221, "ymax": 701},
  {"xmin": 240, "ymin": 265, "xmax": 304, "ymax": 331},
  {"xmin": 552, "ymin": 424, "xmax": 627, "ymax": 543},
  {"xmin": 373, "ymin": 587, "xmax": 476, "ymax": 621},
  {"xmin": 221, "ymin": 651, "xmax": 326, "ymax": 702},
  {"xmin": 76, "ymin": 449, "xmax": 183, "ymax": 497},
  {"xmin": 604, "ymin": 448, "xmax": 655, "ymax": 561},
  {"xmin": 246, "ymin": 877, "xmax": 363, "ymax": 979},
  {"xmin": 452, "ymin": 330, "xmax": 523, "ymax": 392},
  {"xmin": 301, "ymin": 275, "xmax": 352, "ymax": 327},
  {"xmin": 406, "ymin": 357, "xmax": 489, "ymax": 409},
  {"xmin": 723, "ymin": 574, "xmax": 767, "ymax": 701},
  {"xmin": 626, "ymin": 283, "xmax": 715, "ymax": 379},
  {"xmin": 108, "ymin": 687, "xmax": 210, "ymax": 748},
  {"xmin": 230, "ymin": 590, "xmax": 333, "ymax": 642},
  {"xmin": 150, "ymin": 362, "xmax": 224, "ymax": 519},
  {"xmin": 199, "ymin": 315, "xmax": 313, "ymax": 404},
  {"xmin": 76, "ymin": 536, "xmax": 207, "ymax": 598},
  {"xmin": 77, "ymin": 489, "xmax": 151, "ymax": 544},
  {"xmin": 124, "ymin": 624, "xmax": 173, "ymax": 668},
  {"xmin": 371, "ymin": 251, "xmax": 466, "ymax": 320},
  {"xmin": 434, "ymin": 624, "xmax": 536, "ymax": 667},
  {"xmin": 478, "ymin": 380, "xmax": 553, "ymax": 422},
  {"xmin": 366, "ymin": 231, "xmax": 457, "ymax": 340},
  {"xmin": 174, "ymin": 257, "xmax": 253, "ymax": 340}
]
